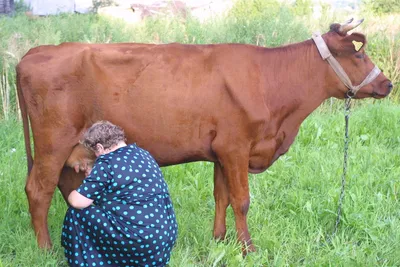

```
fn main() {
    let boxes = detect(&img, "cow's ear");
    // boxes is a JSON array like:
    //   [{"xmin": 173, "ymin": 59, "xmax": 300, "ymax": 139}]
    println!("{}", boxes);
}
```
[{"xmin": 343, "ymin": 32, "xmax": 366, "ymax": 53}]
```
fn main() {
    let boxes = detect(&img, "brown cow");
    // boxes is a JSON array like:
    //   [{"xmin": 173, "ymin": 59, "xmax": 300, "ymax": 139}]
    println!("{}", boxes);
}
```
[{"xmin": 16, "ymin": 19, "xmax": 392, "ymax": 253}]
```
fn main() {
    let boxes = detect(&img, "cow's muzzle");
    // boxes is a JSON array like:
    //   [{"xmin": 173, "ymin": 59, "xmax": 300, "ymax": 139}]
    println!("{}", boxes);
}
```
[
  {"xmin": 388, "ymin": 82, "xmax": 394, "ymax": 92},
  {"xmin": 371, "ymin": 81, "xmax": 393, "ymax": 98}
]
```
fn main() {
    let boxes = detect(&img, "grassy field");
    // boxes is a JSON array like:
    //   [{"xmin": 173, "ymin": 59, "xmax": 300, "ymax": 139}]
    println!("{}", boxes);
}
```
[
  {"xmin": 0, "ymin": 0, "xmax": 400, "ymax": 266},
  {"xmin": 1, "ymin": 101, "xmax": 399, "ymax": 266}
]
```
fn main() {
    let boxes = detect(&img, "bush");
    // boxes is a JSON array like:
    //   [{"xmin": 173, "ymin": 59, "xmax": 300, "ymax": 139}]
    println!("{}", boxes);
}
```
[
  {"xmin": 225, "ymin": 0, "xmax": 309, "ymax": 46},
  {"xmin": 290, "ymin": 0, "xmax": 313, "ymax": 16},
  {"xmin": 362, "ymin": 0, "xmax": 400, "ymax": 15},
  {"xmin": 91, "ymin": 0, "xmax": 115, "ymax": 13}
]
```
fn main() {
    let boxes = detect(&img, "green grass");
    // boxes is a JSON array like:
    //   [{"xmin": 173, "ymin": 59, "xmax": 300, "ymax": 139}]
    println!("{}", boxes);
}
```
[{"xmin": 1, "ymin": 101, "xmax": 399, "ymax": 266}]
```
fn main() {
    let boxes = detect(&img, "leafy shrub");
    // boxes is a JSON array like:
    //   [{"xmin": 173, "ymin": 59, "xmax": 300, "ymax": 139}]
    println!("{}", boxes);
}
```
[
  {"xmin": 14, "ymin": 0, "xmax": 29, "ymax": 13},
  {"xmin": 362, "ymin": 0, "xmax": 400, "ymax": 14},
  {"xmin": 229, "ymin": 0, "xmax": 281, "ymax": 20},
  {"xmin": 225, "ymin": 0, "xmax": 309, "ymax": 46},
  {"xmin": 91, "ymin": 0, "xmax": 115, "ymax": 13},
  {"xmin": 290, "ymin": 0, "xmax": 313, "ymax": 16}
]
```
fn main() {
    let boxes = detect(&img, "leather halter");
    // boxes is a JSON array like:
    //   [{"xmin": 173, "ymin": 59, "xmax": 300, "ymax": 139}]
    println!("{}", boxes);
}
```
[{"xmin": 312, "ymin": 32, "xmax": 381, "ymax": 96}]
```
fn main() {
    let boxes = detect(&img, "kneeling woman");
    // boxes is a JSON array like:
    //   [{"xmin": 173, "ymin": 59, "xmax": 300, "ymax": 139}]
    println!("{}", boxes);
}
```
[{"xmin": 62, "ymin": 121, "xmax": 178, "ymax": 267}]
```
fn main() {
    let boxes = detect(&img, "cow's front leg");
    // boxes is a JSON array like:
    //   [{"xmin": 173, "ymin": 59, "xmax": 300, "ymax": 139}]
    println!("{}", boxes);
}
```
[
  {"xmin": 213, "ymin": 162, "xmax": 229, "ymax": 240},
  {"xmin": 214, "ymin": 146, "xmax": 256, "ymax": 254},
  {"xmin": 226, "ymin": 161, "xmax": 255, "ymax": 254}
]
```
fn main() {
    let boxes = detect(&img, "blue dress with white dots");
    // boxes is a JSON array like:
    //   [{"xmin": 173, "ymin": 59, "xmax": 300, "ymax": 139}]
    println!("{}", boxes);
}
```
[{"xmin": 61, "ymin": 144, "xmax": 178, "ymax": 267}]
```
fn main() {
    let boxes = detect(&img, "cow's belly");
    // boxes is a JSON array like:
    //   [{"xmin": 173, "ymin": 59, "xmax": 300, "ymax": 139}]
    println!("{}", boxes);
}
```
[{"xmin": 97, "ymin": 108, "xmax": 218, "ymax": 166}]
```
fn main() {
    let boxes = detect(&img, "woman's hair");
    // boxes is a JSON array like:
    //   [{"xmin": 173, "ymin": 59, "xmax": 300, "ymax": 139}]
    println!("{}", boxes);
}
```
[{"xmin": 81, "ymin": 121, "xmax": 126, "ymax": 151}]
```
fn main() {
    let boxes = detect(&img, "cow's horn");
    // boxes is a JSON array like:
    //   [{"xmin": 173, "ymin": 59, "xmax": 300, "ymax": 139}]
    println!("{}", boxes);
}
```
[
  {"xmin": 339, "ymin": 18, "xmax": 364, "ymax": 34},
  {"xmin": 345, "ymin": 18, "xmax": 354, "ymax": 24}
]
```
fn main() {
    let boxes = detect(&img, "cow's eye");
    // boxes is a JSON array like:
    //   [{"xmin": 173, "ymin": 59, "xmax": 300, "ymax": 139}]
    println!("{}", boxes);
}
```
[{"xmin": 355, "ymin": 53, "xmax": 364, "ymax": 59}]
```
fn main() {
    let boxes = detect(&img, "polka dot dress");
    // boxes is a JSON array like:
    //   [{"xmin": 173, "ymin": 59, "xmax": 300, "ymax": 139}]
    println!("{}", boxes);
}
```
[{"xmin": 61, "ymin": 144, "xmax": 178, "ymax": 267}]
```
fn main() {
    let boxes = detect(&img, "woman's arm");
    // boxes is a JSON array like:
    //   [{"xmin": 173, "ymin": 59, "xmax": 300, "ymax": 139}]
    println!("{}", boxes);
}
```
[{"xmin": 68, "ymin": 190, "xmax": 94, "ymax": 209}]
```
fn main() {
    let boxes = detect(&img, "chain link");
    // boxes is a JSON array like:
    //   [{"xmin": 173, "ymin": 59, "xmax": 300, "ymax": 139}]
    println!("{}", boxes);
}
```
[{"xmin": 330, "ymin": 96, "xmax": 352, "ymax": 240}]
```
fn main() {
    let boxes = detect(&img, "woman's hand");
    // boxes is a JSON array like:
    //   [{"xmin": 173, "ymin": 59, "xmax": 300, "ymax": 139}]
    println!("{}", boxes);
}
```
[
  {"xmin": 68, "ymin": 190, "xmax": 94, "ymax": 209},
  {"xmin": 85, "ymin": 166, "xmax": 93, "ymax": 176}
]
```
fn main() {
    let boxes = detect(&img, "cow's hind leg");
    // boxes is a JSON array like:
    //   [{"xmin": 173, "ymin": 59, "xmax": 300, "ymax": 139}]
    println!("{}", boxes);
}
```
[
  {"xmin": 213, "ymin": 162, "xmax": 229, "ymax": 240},
  {"xmin": 26, "ymin": 154, "xmax": 70, "ymax": 248}
]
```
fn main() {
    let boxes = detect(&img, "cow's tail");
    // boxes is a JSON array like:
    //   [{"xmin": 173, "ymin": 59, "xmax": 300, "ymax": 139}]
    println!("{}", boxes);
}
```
[{"xmin": 16, "ymin": 67, "xmax": 33, "ymax": 175}]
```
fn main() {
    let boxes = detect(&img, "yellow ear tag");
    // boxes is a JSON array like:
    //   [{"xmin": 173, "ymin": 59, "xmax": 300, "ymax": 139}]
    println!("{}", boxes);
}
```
[{"xmin": 352, "ymin": 41, "xmax": 363, "ymax": 51}]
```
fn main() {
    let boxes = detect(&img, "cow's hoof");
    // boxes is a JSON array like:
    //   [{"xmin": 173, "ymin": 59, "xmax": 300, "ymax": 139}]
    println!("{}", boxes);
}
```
[
  {"xmin": 242, "ymin": 242, "xmax": 256, "ymax": 256},
  {"xmin": 38, "ymin": 240, "xmax": 52, "ymax": 250},
  {"xmin": 212, "ymin": 230, "xmax": 227, "ymax": 242}
]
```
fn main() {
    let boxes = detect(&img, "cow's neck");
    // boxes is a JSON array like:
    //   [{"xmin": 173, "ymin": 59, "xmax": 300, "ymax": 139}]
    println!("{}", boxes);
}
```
[
  {"xmin": 253, "ymin": 39, "xmax": 332, "ymax": 170},
  {"xmin": 261, "ymin": 39, "xmax": 331, "ymax": 121}
]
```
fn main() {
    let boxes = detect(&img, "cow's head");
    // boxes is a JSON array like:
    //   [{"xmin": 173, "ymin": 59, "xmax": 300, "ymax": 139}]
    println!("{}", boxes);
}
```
[{"xmin": 321, "ymin": 19, "xmax": 393, "ymax": 99}]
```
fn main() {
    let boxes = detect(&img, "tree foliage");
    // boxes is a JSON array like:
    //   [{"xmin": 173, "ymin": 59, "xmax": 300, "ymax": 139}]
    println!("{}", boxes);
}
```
[{"xmin": 362, "ymin": 0, "xmax": 400, "ymax": 14}]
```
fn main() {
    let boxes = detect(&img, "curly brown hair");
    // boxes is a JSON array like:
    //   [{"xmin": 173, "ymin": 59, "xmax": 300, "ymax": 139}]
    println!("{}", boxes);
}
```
[{"xmin": 81, "ymin": 121, "xmax": 126, "ymax": 151}]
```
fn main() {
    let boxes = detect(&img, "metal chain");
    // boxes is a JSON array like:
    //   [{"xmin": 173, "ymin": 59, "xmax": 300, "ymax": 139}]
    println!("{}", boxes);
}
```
[{"xmin": 331, "ymin": 95, "xmax": 352, "ymax": 239}]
